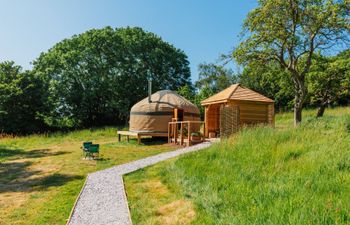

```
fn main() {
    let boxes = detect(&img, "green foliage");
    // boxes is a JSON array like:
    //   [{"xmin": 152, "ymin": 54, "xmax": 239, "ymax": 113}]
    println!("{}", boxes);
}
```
[
  {"xmin": 239, "ymin": 49, "xmax": 350, "ymax": 113},
  {"xmin": 194, "ymin": 86, "xmax": 215, "ymax": 117},
  {"xmin": 0, "ymin": 61, "xmax": 49, "ymax": 134},
  {"xmin": 126, "ymin": 107, "xmax": 350, "ymax": 224},
  {"xmin": 308, "ymin": 50, "xmax": 350, "ymax": 109},
  {"xmin": 195, "ymin": 63, "xmax": 238, "ymax": 93},
  {"xmin": 233, "ymin": 0, "xmax": 350, "ymax": 124},
  {"xmin": 234, "ymin": 0, "xmax": 349, "ymax": 67},
  {"xmin": 240, "ymin": 62, "xmax": 294, "ymax": 111},
  {"xmin": 177, "ymin": 85, "xmax": 195, "ymax": 102},
  {"xmin": 33, "ymin": 26, "xmax": 192, "ymax": 128}
]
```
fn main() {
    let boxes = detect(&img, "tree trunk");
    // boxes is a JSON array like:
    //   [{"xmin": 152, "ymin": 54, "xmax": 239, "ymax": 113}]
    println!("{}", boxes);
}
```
[
  {"xmin": 316, "ymin": 103, "xmax": 326, "ymax": 118},
  {"xmin": 294, "ymin": 103, "xmax": 303, "ymax": 126},
  {"xmin": 292, "ymin": 73, "xmax": 306, "ymax": 126}
]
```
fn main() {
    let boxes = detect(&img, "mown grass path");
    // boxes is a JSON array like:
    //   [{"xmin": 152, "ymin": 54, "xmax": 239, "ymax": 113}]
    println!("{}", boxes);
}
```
[{"xmin": 0, "ymin": 128, "xmax": 178, "ymax": 225}]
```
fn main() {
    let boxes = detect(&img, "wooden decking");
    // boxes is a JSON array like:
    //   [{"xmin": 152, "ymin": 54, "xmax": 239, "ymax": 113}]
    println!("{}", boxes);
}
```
[
  {"xmin": 168, "ymin": 121, "xmax": 205, "ymax": 146},
  {"xmin": 117, "ymin": 131, "xmax": 168, "ymax": 144}
]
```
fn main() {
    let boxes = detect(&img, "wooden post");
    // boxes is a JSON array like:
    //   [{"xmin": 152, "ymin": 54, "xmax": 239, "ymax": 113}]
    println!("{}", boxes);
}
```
[
  {"xmin": 180, "ymin": 122, "xmax": 183, "ymax": 146},
  {"xmin": 269, "ymin": 104, "xmax": 275, "ymax": 128},
  {"xmin": 203, "ymin": 122, "xmax": 205, "ymax": 141},
  {"xmin": 204, "ymin": 106, "xmax": 209, "ymax": 138},
  {"xmin": 187, "ymin": 122, "xmax": 191, "ymax": 146},
  {"xmin": 172, "ymin": 121, "xmax": 176, "ymax": 143},
  {"xmin": 118, "ymin": 133, "xmax": 121, "ymax": 142},
  {"xmin": 137, "ymin": 134, "xmax": 141, "ymax": 144},
  {"xmin": 175, "ymin": 122, "xmax": 178, "ymax": 144},
  {"xmin": 168, "ymin": 123, "xmax": 170, "ymax": 143}
]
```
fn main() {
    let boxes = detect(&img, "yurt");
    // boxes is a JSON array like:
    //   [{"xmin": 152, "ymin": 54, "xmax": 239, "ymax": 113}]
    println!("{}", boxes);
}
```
[{"xmin": 129, "ymin": 90, "xmax": 200, "ymax": 135}]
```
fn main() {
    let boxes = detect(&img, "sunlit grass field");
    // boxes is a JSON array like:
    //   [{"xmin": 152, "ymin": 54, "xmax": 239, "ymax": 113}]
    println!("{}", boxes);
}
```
[
  {"xmin": 125, "ymin": 107, "xmax": 350, "ymax": 224},
  {"xmin": 0, "ymin": 128, "xmax": 177, "ymax": 225}
]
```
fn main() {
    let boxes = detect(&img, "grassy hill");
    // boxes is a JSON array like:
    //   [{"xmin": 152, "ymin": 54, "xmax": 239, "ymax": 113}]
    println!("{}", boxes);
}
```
[
  {"xmin": 0, "ymin": 128, "xmax": 177, "ymax": 225},
  {"xmin": 125, "ymin": 107, "xmax": 350, "ymax": 225}
]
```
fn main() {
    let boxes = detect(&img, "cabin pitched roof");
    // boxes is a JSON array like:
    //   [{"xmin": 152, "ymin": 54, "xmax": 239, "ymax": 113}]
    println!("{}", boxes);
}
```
[{"xmin": 201, "ymin": 84, "xmax": 274, "ymax": 105}]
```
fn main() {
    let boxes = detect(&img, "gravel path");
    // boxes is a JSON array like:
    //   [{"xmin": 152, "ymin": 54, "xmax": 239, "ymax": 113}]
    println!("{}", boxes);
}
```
[{"xmin": 68, "ymin": 141, "xmax": 213, "ymax": 225}]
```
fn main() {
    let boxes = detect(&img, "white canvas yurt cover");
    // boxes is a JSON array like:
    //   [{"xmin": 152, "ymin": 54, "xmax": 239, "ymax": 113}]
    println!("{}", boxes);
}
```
[{"xmin": 129, "ymin": 90, "xmax": 200, "ymax": 133}]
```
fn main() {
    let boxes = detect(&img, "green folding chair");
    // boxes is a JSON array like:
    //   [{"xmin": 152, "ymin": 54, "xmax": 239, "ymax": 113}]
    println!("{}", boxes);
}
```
[
  {"xmin": 88, "ymin": 144, "xmax": 100, "ymax": 159},
  {"xmin": 82, "ymin": 142, "xmax": 92, "ymax": 158},
  {"xmin": 81, "ymin": 141, "xmax": 92, "ymax": 151}
]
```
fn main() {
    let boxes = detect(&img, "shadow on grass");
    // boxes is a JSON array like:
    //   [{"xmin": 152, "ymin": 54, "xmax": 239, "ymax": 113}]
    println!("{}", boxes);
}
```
[
  {"xmin": 0, "ymin": 147, "xmax": 68, "ymax": 161},
  {"xmin": 93, "ymin": 157, "xmax": 111, "ymax": 161},
  {"xmin": 0, "ymin": 161, "xmax": 83, "ymax": 193},
  {"xmin": 115, "ymin": 137, "xmax": 168, "ymax": 146},
  {"xmin": 142, "ymin": 137, "xmax": 168, "ymax": 146}
]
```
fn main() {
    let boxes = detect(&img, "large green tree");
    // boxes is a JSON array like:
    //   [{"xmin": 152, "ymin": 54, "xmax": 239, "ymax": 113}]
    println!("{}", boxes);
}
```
[
  {"xmin": 233, "ymin": 0, "xmax": 349, "ymax": 125},
  {"xmin": 308, "ymin": 50, "xmax": 350, "ymax": 117},
  {"xmin": 33, "ymin": 27, "xmax": 192, "ymax": 128},
  {"xmin": 240, "ymin": 62, "xmax": 295, "ymax": 111},
  {"xmin": 0, "ymin": 61, "xmax": 49, "ymax": 134},
  {"xmin": 195, "ymin": 63, "xmax": 238, "ymax": 93}
]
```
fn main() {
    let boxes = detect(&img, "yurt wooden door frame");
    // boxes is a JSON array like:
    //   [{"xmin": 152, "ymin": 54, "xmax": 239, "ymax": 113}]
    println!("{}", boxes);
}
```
[{"xmin": 173, "ymin": 108, "xmax": 184, "ymax": 122}]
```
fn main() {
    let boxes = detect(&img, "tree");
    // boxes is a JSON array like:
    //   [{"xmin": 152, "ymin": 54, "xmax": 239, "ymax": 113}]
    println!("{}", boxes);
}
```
[
  {"xmin": 177, "ymin": 85, "xmax": 195, "ymax": 102},
  {"xmin": 195, "ymin": 63, "xmax": 238, "ymax": 93},
  {"xmin": 33, "ymin": 27, "xmax": 192, "ymax": 128},
  {"xmin": 233, "ymin": 0, "xmax": 350, "ymax": 126},
  {"xmin": 240, "ymin": 62, "xmax": 295, "ymax": 111},
  {"xmin": 194, "ymin": 86, "xmax": 215, "ymax": 118},
  {"xmin": 0, "ymin": 61, "xmax": 49, "ymax": 134},
  {"xmin": 308, "ymin": 50, "xmax": 350, "ymax": 117}
]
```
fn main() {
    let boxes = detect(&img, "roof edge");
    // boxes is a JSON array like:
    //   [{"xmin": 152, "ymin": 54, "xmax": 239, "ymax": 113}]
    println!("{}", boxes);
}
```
[
  {"xmin": 200, "ymin": 83, "xmax": 275, "ymax": 105},
  {"xmin": 200, "ymin": 84, "xmax": 240, "ymax": 105}
]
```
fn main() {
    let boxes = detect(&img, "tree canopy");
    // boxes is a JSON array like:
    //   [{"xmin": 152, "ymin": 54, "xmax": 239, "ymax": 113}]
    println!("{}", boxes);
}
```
[
  {"xmin": 308, "ymin": 50, "xmax": 350, "ymax": 117},
  {"xmin": 33, "ymin": 27, "xmax": 192, "ymax": 128},
  {"xmin": 240, "ymin": 62, "xmax": 294, "ymax": 111},
  {"xmin": 0, "ymin": 61, "xmax": 49, "ymax": 134},
  {"xmin": 195, "ymin": 63, "xmax": 238, "ymax": 93},
  {"xmin": 233, "ymin": 0, "xmax": 350, "ymax": 125}
]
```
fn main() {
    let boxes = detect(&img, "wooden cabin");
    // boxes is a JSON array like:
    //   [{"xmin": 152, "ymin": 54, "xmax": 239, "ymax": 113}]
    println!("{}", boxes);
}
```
[{"xmin": 201, "ymin": 84, "xmax": 275, "ymax": 138}]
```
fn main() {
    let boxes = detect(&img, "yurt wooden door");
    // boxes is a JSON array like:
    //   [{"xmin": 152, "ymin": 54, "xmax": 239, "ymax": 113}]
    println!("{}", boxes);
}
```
[{"xmin": 173, "ymin": 108, "xmax": 184, "ymax": 121}]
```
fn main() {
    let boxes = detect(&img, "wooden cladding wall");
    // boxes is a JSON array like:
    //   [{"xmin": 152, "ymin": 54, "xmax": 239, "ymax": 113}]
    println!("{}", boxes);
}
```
[
  {"xmin": 267, "ymin": 104, "xmax": 275, "ymax": 127},
  {"xmin": 220, "ymin": 106, "xmax": 239, "ymax": 138},
  {"xmin": 229, "ymin": 101, "xmax": 269, "ymax": 125}
]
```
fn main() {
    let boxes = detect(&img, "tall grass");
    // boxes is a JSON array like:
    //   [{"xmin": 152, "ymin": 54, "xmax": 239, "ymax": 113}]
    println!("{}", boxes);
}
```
[{"xmin": 126, "ymin": 107, "xmax": 350, "ymax": 224}]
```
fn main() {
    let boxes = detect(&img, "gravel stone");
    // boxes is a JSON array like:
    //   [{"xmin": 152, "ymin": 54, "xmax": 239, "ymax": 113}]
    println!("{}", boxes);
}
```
[{"xmin": 68, "ymin": 141, "xmax": 213, "ymax": 225}]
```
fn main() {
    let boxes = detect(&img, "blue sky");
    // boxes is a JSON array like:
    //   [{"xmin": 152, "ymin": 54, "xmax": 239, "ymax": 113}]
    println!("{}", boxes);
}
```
[{"xmin": 0, "ymin": 0, "xmax": 257, "ymax": 82}]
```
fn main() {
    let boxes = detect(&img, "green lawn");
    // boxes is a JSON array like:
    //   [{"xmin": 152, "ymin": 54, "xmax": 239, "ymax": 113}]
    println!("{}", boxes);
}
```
[
  {"xmin": 0, "ymin": 128, "xmax": 177, "ymax": 225},
  {"xmin": 125, "ymin": 107, "xmax": 350, "ymax": 225}
]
